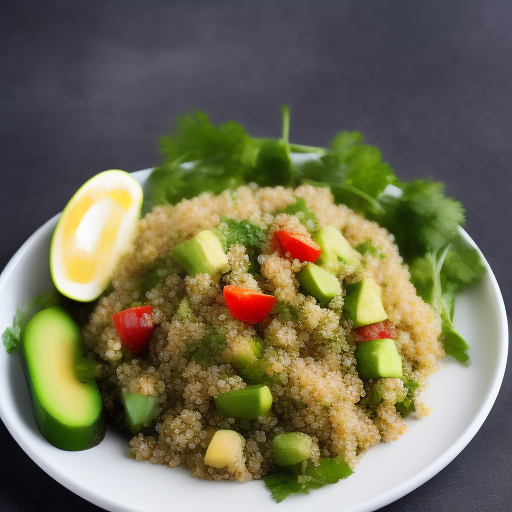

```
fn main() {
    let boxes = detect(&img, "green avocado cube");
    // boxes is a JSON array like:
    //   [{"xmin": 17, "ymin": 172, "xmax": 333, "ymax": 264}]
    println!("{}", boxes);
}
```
[
  {"xmin": 216, "ymin": 385, "xmax": 273, "ymax": 419},
  {"xmin": 122, "ymin": 393, "xmax": 162, "ymax": 431},
  {"xmin": 355, "ymin": 339, "xmax": 403, "ymax": 379},
  {"xmin": 312, "ymin": 226, "xmax": 360, "ymax": 273},
  {"xmin": 171, "ymin": 230, "xmax": 229, "ymax": 278},
  {"xmin": 344, "ymin": 278, "xmax": 387, "ymax": 328},
  {"xmin": 230, "ymin": 337, "xmax": 264, "ymax": 369},
  {"xmin": 297, "ymin": 262, "xmax": 342, "ymax": 307},
  {"xmin": 272, "ymin": 432, "xmax": 313, "ymax": 466}
]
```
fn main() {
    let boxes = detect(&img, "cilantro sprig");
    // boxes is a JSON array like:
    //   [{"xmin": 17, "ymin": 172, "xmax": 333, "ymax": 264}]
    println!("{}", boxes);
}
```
[
  {"xmin": 147, "ymin": 108, "xmax": 485, "ymax": 364},
  {"xmin": 264, "ymin": 456, "xmax": 353, "ymax": 502}
]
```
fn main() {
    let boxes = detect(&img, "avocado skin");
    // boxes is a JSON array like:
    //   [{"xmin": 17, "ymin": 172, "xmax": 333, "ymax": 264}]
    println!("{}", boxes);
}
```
[
  {"xmin": 355, "ymin": 339, "xmax": 403, "ymax": 380},
  {"xmin": 20, "ymin": 307, "xmax": 106, "ymax": 451}
]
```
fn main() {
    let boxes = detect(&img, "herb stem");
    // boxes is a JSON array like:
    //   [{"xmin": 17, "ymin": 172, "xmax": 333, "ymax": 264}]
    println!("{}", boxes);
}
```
[
  {"xmin": 338, "ymin": 184, "xmax": 386, "ymax": 214},
  {"xmin": 281, "ymin": 105, "xmax": 290, "ymax": 146},
  {"xmin": 287, "ymin": 143, "xmax": 326, "ymax": 154}
]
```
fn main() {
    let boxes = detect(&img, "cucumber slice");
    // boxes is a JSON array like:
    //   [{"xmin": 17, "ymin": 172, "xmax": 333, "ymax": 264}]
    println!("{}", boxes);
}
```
[{"xmin": 20, "ymin": 307, "xmax": 105, "ymax": 450}]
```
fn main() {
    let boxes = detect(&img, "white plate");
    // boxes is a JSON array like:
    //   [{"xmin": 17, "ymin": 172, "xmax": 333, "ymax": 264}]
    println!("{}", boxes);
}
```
[{"xmin": 0, "ymin": 169, "xmax": 508, "ymax": 512}]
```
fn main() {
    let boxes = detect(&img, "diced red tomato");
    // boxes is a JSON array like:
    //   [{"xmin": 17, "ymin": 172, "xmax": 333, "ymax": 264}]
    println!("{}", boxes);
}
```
[
  {"xmin": 112, "ymin": 305, "xmax": 155, "ymax": 354},
  {"xmin": 223, "ymin": 286, "xmax": 276, "ymax": 324},
  {"xmin": 274, "ymin": 230, "xmax": 321, "ymax": 263},
  {"xmin": 354, "ymin": 320, "xmax": 396, "ymax": 342}
]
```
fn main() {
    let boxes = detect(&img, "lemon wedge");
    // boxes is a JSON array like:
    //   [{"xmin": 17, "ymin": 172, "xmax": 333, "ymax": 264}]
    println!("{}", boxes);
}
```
[{"xmin": 50, "ymin": 170, "xmax": 143, "ymax": 302}]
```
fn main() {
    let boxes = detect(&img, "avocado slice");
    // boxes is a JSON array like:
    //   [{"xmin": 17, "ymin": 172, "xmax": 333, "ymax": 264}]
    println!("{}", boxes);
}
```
[
  {"xmin": 344, "ymin": 278, "xmax": 387, "ymax": 328},
  {"xmin": 171, "ymin": 230, "xmax": 229, "ymax": 278},
  {"xmin": 312, "ymin": 226, "xmax": 360, "ymax": 273},
  {"xmin": 215, "ymin": 384, "xmax": 273, "ymax": 419},
  {"xmin": 355, "ymin": 339, "xmax": 403, "ymax": 379},
  {"xmin": 204, "ymin": 430, "xmax": 245, "ymax": 470},
  {"xmin": 122, "ymin": 392, "xmax": 162, "ymax": 431},
  {"xmin": 272, "ymin": 432, "xmax": 313, "ymax": 466},
  {"xmin": 230, "ymin": 337, "xmax": 264, "ymax": 369},
  {"xmin": 297, "ymin": 262, "xmax": 342, "ymax": 307},
  {"xmin": 20, "ymin": 307, "xmax": 105, "ymax": 451}
]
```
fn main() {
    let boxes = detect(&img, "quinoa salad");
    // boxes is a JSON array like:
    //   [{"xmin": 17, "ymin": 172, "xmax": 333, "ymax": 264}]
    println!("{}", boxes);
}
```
[{"xmin": 83, "ymin": 183, "xmax": 442, "ymax": 482}]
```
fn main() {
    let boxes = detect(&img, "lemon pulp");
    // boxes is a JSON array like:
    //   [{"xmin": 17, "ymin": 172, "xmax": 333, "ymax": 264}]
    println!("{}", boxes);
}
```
[{"xmin": 50, "ymin": 170, "xmax": 143, "ymax": 302}]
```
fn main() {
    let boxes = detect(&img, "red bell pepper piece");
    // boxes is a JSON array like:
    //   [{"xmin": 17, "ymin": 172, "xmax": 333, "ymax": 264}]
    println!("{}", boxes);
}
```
[
  {"xmin": 223, "ymin": 286, "xmax": 276, "ymax": 324},
  {"xmin": 112, "ymin": 305, "xmax": 154, "ymax": 354},
  {"xmin": 354, "ymin": 320, "xmax": 396, "ymax": 342},
  {"xmin": 274, "ymin": 230, "xmax": 321, "ymax": 263}
]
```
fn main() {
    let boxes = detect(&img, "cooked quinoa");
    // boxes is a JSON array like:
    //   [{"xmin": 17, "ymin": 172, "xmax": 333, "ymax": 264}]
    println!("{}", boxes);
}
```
[{"xmin": 82, "ymin": 184, "xmax": 444, "ymax": 483}]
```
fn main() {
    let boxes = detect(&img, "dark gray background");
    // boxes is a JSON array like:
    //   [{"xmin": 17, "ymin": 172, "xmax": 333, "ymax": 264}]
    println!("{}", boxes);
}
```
[{"xmin": 1, "ymin": 1, "xmax": 511, "ymax": 511}]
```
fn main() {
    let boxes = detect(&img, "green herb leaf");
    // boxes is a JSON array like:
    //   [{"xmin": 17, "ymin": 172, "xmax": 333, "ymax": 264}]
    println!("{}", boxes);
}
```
[
  {"xmin": 215, "ymin": 218, "xmax": 266, "ymax": 252},
  {"xmin": 276, "ymin": 198, "xmax": 319, "ymax": 231},
  {"xmin": 263, "ymin": 456, "xmax": 353, "ymax": 502},
  {"xmin": 144, "ymin": 111, "xmax": 258, "ymax": 212},
  {"xmin": 2, "ymin": 292, "xmax": 62, "ymax": 353},
  {"xmin": 244, "ymin": 139, "xmax": 293, "ymax": 187},
  {"xmin": 186, "ymin": 330, "xmax": 226, "ymax": 366},
  {"xmin": 409, "ymin": 243, "xmax": 479, "ymax": 365},
  {"xmin": 441, "ymin": 321, "xmax": 470, "ymax": 366},
  {"xmin": 356, "ymin": 240, "xmax": 386, "ymax": 259},
  {"xmin": 395, "ymin": 379, "xmax": 419, "ymax": 417}
]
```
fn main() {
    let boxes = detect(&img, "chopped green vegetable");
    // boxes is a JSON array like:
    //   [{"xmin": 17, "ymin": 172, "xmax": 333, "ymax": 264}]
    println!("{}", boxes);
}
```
[
  {"xmin": 356, "ymin": 240, "xmax": 386, "ymax": 259},
  {"xmin": 276, "ymin": 198, "xmax": 319, "ymax": 231},
  {"xmin": 185, "ymin": 330, "xmax": 226, "ymax": 366},
  {"xmin": 395, "ymin": 379, "xmax": 420, "ymax": 417},
  {"xmin": 215, "ymin": 217, "xmax": 266, "ymax": 252},
  {"xmin": 263, "ymin": 456, "xmax": 353, "ymax": 502}
]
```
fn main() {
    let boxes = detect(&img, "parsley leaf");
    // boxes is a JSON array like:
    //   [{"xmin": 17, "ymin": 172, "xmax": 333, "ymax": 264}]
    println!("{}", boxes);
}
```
[
  {"xmin": 376, "ymin": 180, "xmax": 466, "ymax": 262},
  {"xmin": 356, "ymin": 240, "xmax": 386, "ymax": 259},
  {"xmin": 186, "ymin": 330, "xmax": 226, "ymax": 366},
  {"xmin": 2, "ymin": 292, "xmax": 62, "ymax": 353},
  {"xmin": 409, "ymin": 242, "xmax": 482, "ymax": 365},
  {"xmin": 263, "ymin": 456, "xmax": 353, "ymax": 502},
  {"xmin": 395, "ymin": 379, "xmax": 419, "ymax": 417},
  {"xmin": 144, "ymin": 111, "xmax": 258, "ymax": 212},
  {"xmin": 215, "ymin": 218, "xmax": 266, "ymax": 252},
  {"xmin": 244, "ymin": 139, "xmax": 293, "ymax": 187}
]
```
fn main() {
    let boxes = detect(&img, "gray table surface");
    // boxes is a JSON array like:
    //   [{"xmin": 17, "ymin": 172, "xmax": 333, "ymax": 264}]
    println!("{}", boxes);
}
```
[{"xmin": 1, "ymin": 1, "xmax": 511, "ymax": 511}]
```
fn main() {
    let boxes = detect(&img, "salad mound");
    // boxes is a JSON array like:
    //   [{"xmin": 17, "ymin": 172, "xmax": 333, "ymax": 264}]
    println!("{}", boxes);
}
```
[{"xmin": 83, "ymin": 183, "xmax": 442, "ymax": 491}]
